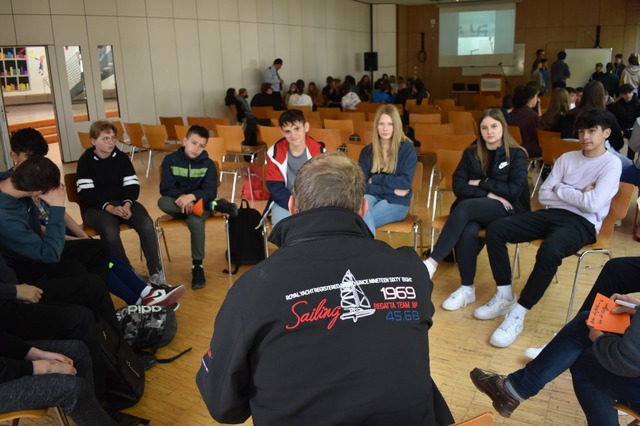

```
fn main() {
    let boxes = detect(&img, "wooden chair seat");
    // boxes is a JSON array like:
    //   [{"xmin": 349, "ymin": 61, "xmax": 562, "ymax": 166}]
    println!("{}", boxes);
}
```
[{"xmin": 0, "ymin": 407, "xmax": 69, "ymax": 425}]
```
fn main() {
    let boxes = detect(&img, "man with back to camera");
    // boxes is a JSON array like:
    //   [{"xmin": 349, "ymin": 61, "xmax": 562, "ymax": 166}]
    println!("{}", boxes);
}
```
[
  {"xmin": 551, "ymin": 51, "xmax": 571, "ymax": 89},
  {"xmin": 196, "ymin": 152, "xmax": 453, "ymax": 426}
]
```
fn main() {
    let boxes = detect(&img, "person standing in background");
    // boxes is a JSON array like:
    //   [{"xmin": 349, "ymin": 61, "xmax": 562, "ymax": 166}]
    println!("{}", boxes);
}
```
[
  {"xmin": 263, "ymin": 58, "xmax": 284, "ymax": 108},
  {"xmin": 551, "ymin": 51, "xmax": 571, "ymax": 89}
]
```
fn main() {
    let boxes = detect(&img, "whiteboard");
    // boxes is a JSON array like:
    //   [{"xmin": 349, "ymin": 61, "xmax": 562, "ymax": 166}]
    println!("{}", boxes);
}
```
[
  {"xmin": 564, "ymin": 48, "xmax": 612, "ymax": 88},
  {"xmin": 461, "ymin": 43, "xmax": 525, "ymax": 76}
]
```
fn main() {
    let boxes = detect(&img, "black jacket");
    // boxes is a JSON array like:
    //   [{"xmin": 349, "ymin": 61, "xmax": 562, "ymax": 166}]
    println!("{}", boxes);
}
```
[
  {"xmin": 196, "ymin": 208, "xmax": 453, "ymax": 426},
  {"xmin": 452, "ymin": 143, "xmax": 531, "ymax": 214}
]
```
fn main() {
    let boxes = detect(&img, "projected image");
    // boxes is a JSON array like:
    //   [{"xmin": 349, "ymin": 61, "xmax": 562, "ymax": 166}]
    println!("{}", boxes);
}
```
[{"xmin": 457, "ymin": 11, "xmax": 496, "ymax": 55}]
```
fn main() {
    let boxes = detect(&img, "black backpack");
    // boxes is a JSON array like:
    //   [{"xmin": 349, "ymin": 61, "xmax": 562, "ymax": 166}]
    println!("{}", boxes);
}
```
[
  {"xmin": 116, "ymin": 305, "xmax": 177, "ymax": 350},
  {"xmin": 224, "ymin": 199, "xmax": 265, "ymax": 274}
]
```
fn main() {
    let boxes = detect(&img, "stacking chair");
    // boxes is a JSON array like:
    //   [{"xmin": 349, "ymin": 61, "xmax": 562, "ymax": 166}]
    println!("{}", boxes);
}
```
[
  {"xmin": 111, "ymin": 120, "xmax": 130, "ymax": 152},
  {"xmin": 429, "ymin": 149, "xmax": 464, "ymax": 249},
  {"xmin": 614, "ymin": 402, "xmax": 640, "ymax": 426},
  {"xmin": 154, "ymin": 161, "xmax": 233, "ymax": 277},
  {"xmin": 317, "ymin": 107, "xmax": 340, "ymax": 120},
  {"xmin": 409, "ymin": 113, "xmax": 441, "ymax": 127},
  {"xmin": 337, "ymin": 111, "xmax": 366, "ymax": 123},
  {"xmin": 404, "ymin": 98, "xmax": 417, "ymax": 111},
  {"xmin": 251, "ymin": 106, "xmax": 273, "ymax": 120},
  {"xmin": 215, "ymin": 124, "xmax": 263, "ymax": 164},
  {"xmin": 413, "ymin": 123, "xmax": 455, "ymax": 207},
  {"xmin": 507, "ymin": 125, "xmax": 523, "ymax": 145},
  {"xmin": 433, "ymin": 98, "xmax": 456, "ymax": 108},
  {"xmin": 290, "ymin": 105, "xmax": 312, "ymax": 114},
  {"xmin": 264, "ymin": 109, "xmax": 283, "ymax": 120},
  {"xmin": 159, "ymin": 116, "xmax": 184, "ymax": 141},
  {"xmin": 355, "ymin": 102, "xmax": 380, "ymax": 114},
  {"xmin": 142, "ymin": 124, "xmax": 180, "ymax": 178},
  {"xmin": 174, "ymin": 124, "xmax": 190, "ymax": 141},
  {"xmin": 354, "ymin": 120, "xmax": 373, "ymax": 138},
  {"xmin": 209, "ymin": 117, "xmax": 231, "ymax": 136},
  {"xmin": 0, "ymin": 407, "xmax": 69, "ymax": 426},
  {"xmin": 513, "ymin": 182, "xmax": 635, "ymax": 323},
  {"xmin": 186, "ymin": 115, "xmax": 211, "ymax": 129},
  {"xmin": 307, "ymin": 128, "xmax": 343, "ymax": 152},
  {"xmin": 530, "ymin": 133, "xmax": 565, "ymax": 198},
  {"xmin": 323, "ymin": 118, "xmax": 355, "ymax": 145},
  {"xmin": 123, "ymin": 122, "xmax": 147, "ymax": 161},
  {"xmin": 256, "ymin": 124, "xmax": 282, "ymax": 149},
  {"xmin": 77, "ymin": 131, "xmax": 91, "ymax": 149},
  {"xmin": 376, "ymin": 162, "xmax": 424, "ymax": 253},
  {"xmin": 448, "ymin": 110, "xmax": 477, "ymax": 136},
  {"xmin": 204, "ymin": 137, "xmax": 249, "ymax": 204},
  {"xmin": 346, "ymin": 141, "xmax": 366, "ymax": 163},
  {"xmin": 304, "ymin": 111, "xmax": 323, "ymax": 129},
  {"xmin": 406, "ymin": 102, "xmax": 436, "ymax": 114}
]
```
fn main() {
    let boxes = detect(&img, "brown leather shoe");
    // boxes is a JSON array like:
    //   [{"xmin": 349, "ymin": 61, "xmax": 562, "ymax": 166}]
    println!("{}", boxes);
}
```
[{"xmin": 470, "ymin": 368, "xmax": 520, "ymax": 418}]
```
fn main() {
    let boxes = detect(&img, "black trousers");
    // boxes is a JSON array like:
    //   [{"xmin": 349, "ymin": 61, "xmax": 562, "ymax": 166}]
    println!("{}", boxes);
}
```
[
  {"xmin": 0, "ymin": 302, "xmax": 107, "ymax": 399},
  {"xmin": 578, "ymin": 257, "xmax": 640, "ymax": 313},
  {"xmin": 486, "ymin": 209, "xmax": 596, "ymax": 309}
]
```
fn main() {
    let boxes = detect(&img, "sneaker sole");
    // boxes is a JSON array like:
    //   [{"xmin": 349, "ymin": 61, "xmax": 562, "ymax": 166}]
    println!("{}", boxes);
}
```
[
  {"xmin": 147, "ymin": 285, "xmax": 186, "ymax": 307},
  {"xmin": 469, "ymin": 369, "xmax": 513, "ymax": 418}
]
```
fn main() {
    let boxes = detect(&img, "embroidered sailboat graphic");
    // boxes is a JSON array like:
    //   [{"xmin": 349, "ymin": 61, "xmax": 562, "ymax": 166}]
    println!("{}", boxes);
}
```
[{"xmin": 340, "ymin": 270, "xmax": 376, "ymax": 322}]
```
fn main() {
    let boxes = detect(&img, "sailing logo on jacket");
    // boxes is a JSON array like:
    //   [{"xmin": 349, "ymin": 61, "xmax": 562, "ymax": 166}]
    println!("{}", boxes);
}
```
[{"xmin": 284, "ymin": 270, "xmax": 419, "ymax": 331}]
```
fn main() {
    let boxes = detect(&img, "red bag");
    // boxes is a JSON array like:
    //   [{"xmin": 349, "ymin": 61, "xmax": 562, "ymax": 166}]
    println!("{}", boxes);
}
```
[{"xmin": 243, "ymin": 164, "xmax": 270, "ymax": 201}]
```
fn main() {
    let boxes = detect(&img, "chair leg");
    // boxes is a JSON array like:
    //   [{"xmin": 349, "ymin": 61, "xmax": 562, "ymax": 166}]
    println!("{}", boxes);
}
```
[
  {"xmin": 510, "ymin": 243, "xmax": 520, "ymax": 284},
  {"xmin": 246, "ymin": 166, "xmax": 254, "ymax": 204},
  {"xmin": 427, "ymin": 166, "xmax": 437, "ymax": 209},
  {"xmin": 531, "ymin": 164, "xmax": 547, "ymax": 199},
  {"xmin": 145, "ymin": 150, "xmax": 153, "ymax": 178},
  {"xmin": 154, "ymin": 220, "xmax": 167, "ymax": 276},
  {"xmin": 54, "ymin": 407, "xmax": 70, "ymax": 426},
  {"xmin": 224, "ymin": 216, "xmax": 232, "ymax": 277},
  {"xmin": 230, "ymin": 171, "xmax": 239, "ymax": 204},
  {"xmin": 566, "ymin": 250, "xmax": 612, "ymax": 323}
]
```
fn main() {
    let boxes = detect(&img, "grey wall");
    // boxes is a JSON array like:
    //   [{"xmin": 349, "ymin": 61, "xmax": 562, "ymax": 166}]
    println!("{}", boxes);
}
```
[{"xmin": 0, "ymin": 0, "xmax": 397, "ymax": 162}]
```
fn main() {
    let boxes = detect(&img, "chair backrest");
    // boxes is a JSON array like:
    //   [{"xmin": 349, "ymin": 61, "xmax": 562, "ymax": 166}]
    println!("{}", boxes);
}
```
[
  {"xmin": 64, "ymin": 172, "xmax": 81, "ymax": 205},
  {"xmin": 507, "ymin": 125, "xmax": 523, "ymax": 146},
  {"xmin": 265, "ymin": 109, "xmax": 283, "ymax": 120},
  {"xmin": 356, "ymin": 102, "xmax": 380, "ymax": 113},
  {"xmin": 346, "ymin": 141, "xmax": 366, "ymax": 163},
  {"xmin": 174, "ymin": 124, "xmax": 190, "ymax": 141},
  {"xmin": 433, "ymin": 98, "xmax": 456, "ymax": 108},
  {"xmin": 472, "ymin": 95, "xmax": 501, "ymax": 111},
  {"xmin": 324, "ymin": 118, "xmax": 354, "ymax": 134},
  {"xmin": 595, "ymin": 182, "xmax": 635, "ymax": 246},
  {"xmin": 317, "ymin": 107, "xmax": 341, "ymax": 120},
  {"xmin": 452, "ymin": 411, "xmax": 494, "ymax": 426},
  {"xmin": 210, "ymin": 117, "xmax": 231, "ymax": 133},
  {"xmin": 206, "ymin": 137, "xmax": 227, "ymax": 165},
  {"xmin": 553, "ymin": 137, "xmax": 580, "ymax": 159},
  {"xmin": 78, "ymin": 131, "xmax": 91, "ymax": 149},
  {"xmin": 142, "ymin": 124, "xmax": 169, "ymax": 150},
  {"xmin": 436, "ymin": 149, "xmax": 464, "ymax": 191},
  {"xmin": 257, "ymin": 124, "xmax": 282, "ymax": 148},
  {"xmin": 354, "ymin": 120, "xmax": 374, "ymax": 138},
  {"xmin": 290, "ymin": 105, "xmax": 312, "ymax": 114},
  {"xmin": 410, "ymin": 113, "xmax": 441, "ymax": 127},
  {"xmin": 304, "ymin": 111, "xmax": 323, "ymax": 129},
  {"xmin": 111, "ymin": 120, "xmax": 126, "ymax": 143},
  {"xmin": 123, "ymin": 122, "xmax": 145, "ymax": 148},
  {"xmin": 405, "ymin": 99, "xmax": 417, "ymax": 110},
  {"xmin": 407, "ymin": 102, "xmax": 437, "ymax": 114},
  {"xmin": 159, "ymin": 116, "xmax": 184, "ymax": 140},
  {"xmin": 539, "ymin": 95, "xmax": 551, "ymax": 109},
  {"xmin": 536, "ymin": 129, "xmax": 560, "ymax": 162},
  {"xmin": 337, "ymin": 111, "xmax": 366, "ymax": 123},
  {"xmin": 433, "ymin": 133, "xmax": 476, "ymax": 152},
  {"xmin": 252, "ymin": 106, "xmax": 273, "ymax": 119},
  {"xmin": 307, "ymin": 128, "xmax": 343, "ymax": 152},
  {"xmin": 415, "ymin": 124, "xmax": 456, "ymax": 155},
  {"xmin": 186, "ymin": 116, "xmax": 212, "ymax": 130},
  {"xmin": 448, "ymin": 110, "xmax": 477, "ymax": 136},
  {"xmin": 215, "ymin": 124, "xmax": 245, "ymax": 152},
  {"xmin": 227, "ymin": 104, "xmax": 239, "ymax": 124}
]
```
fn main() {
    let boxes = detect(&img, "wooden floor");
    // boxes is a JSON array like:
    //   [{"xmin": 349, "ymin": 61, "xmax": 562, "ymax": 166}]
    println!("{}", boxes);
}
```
[{"xmin": 16, "ymin": 144, "xmax": 640, "ymax": 426}]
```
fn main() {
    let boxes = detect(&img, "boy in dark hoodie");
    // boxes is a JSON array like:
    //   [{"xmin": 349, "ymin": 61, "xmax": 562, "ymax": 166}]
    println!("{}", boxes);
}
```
[{"xmin": 158, "ymin": 125, "xmax": 237, "ymax": 289}]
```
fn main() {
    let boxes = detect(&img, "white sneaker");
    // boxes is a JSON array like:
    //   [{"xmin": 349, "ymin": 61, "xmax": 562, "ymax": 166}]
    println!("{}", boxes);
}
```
[
  {"xmin": 148, "ymin": 272, "xmax": 172, "ymax": 287},
  {"xmin": 442, "ymin": 286, "xmax": 476, "ymax": 311},
  {"xmin": 490, "ymin": 313, "xmax": 525, "ymax": 347},
  {"xmin": 473, "ymin": 292, "xmax": 517, "ymax": 320},
  {"xmin": 524, "ymin": 344, "xmax": 547, "ymax": 360}
]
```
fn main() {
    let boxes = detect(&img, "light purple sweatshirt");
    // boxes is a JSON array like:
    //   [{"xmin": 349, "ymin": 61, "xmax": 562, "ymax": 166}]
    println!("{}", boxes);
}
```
[{"xmin": 539, "ymin": 149, "xmax": 621, "ymax": 234}]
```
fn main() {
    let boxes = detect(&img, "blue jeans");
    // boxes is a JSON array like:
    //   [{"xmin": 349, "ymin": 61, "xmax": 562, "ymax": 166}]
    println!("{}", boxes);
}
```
[
  {"xmin": 508, "ymin": 311, "xmax": 640, "ymax": 425},
  {"xmin": 271, "ymin": 203, "xmax": 290, "ymax": 227},
  {"xmin": 363, "ymin": 194, "xmax": 409, "ymax": 237}
]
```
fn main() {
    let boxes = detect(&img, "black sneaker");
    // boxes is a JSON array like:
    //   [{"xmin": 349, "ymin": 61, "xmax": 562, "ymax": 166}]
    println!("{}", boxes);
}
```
[
  {"xmin": 192, "ymin": 266, "xmax": 206, "ymax": 289},
  {"xmin": 214, "ymin": 198, "xmax": 239, "ymax": 216}
]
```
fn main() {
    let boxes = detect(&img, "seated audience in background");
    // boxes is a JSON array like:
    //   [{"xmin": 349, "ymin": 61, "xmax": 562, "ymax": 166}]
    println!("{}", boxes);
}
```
[
  {"xmin": 566, "ymin": 87, "xmax": 578, "ymax": 109},
  {"xmin": 539, "ymin": 58, "xmax": 549, "ymax": 96},
  {"xmin": 283, "ymin": 82, "xmax": 297, "ymax": 108},
  {"xmin": 481, "ymin": 109, "xmax": 621, "ymax": 348},
  {"xmin": 357, "ymin": 74, "xmax": 372, "ymax": 101},
  {"xmin": 601, "ymin": 62, "xmax": 620, "ymax": 98},
  {"xmin": 607, "ymin": 83, "xmax": 640, "ymax": 140},
  {"xmin": 197, "ymin": 152, "xmax": 453, "ymax": 426},
  {"xmin": 471, "ymin": 256, "xmax": 640, "ymax": 425},
  {"xmin": 226, "ymin": 87, "xmax": 271, "ymax": 146},
  {"xmin": 325, "ymin": 78, "xmax": 342, "ymax": 108},
  {"xmin": 158, "ymin": 125, "xmax": 238, "ymax": 289},
  {"xmin": 344, "ymin": 75, "xmax": 360, "ymax": 98},
  {"xmin": 341, "ymin": 82, "xmax": 361, "ymax": 110},
  {"xmin": 5, "ymin": 128, "xmax": 183, "ymax": 308},
  {"xmin": 509, "ymin": 85, "xmax": 541, "ymax": 157},
  {"xmin": 576, "ymin": 87, "xmax": 584, "ymax": 105},
  {"xmin": 560, "ymin": 81, "xmax": 625, "ymax": 154},
  {"xmin": 621, "ymin": 54, "xmax": 640, "ymax": 93},
  {"xmin": 413, "ymin": 78, "xmax": 429, "ymax": 105},
  {"xmin": 321, "ymin": 76, "xmax": 333, "ymax": 99},
  {"xmin": 287, "ymin": 79, "xmax": 313, "ymax": 108},
  {"xmin": 539, "ymin": 87, "xmax": 569, "ymax": 132},
  {"xmin": 424, "ymin": 109, "xmax": 529, "ymax": 311},
  {"xmin": 265, "ymin": 110, "xmax": 325, "ymax": 226},
  {"xmin": 307, "ymin": 81, "xmax": 323, "ymax": 110},
  {"xmin": 77, "ymin": 120, "xmax": 167, "ymax": 285},
  {"xmin": 358, "ymin": 104, "xmax": 416, "ymax": 235},
  {"xmin": 250, "ymin": 83, "xmax": 282, "ymax": 110},
  {"xmin": 499, "ymin": 95, "xmax": 513, "ymax": 124},
  {"xmin": 372, "ymin": 80, "xmax": 393, "ymax": 103}
]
